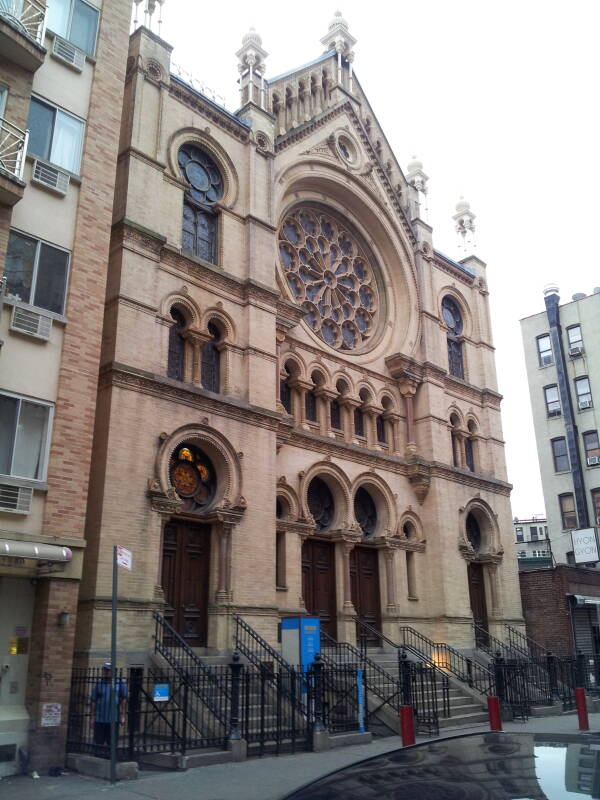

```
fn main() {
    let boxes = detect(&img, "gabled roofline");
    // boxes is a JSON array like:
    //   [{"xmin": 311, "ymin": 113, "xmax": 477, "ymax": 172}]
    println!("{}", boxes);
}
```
[
  {"xmin": 170, "ymin": 74, "xmax": 251, "ymax": 131},
  {"xmin": 434, "ymin": 249, "xmax": 476, "ymax": 278}
]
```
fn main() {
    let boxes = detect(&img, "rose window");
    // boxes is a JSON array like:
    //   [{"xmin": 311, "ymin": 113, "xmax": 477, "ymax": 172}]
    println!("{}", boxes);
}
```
[{"xmin": 278, "ymin": 207, "xmax": 379, "ymax": 350}]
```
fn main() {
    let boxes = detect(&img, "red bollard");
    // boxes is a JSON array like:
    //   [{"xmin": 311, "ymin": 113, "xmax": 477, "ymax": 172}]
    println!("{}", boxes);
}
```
[
  {"xmin": 576, "ymin": 687, "xmax": 589, "ymax": 731},
  {"xmin": 487, "ymin": 696, "xmax": 503, "ymax": 731},
  {"xmin": 400, "ymin": 705, "xmax": 415, "ymax": 746}
]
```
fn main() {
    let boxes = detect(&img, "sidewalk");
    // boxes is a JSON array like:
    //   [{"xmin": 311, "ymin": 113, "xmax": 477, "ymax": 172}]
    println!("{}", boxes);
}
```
[{"xmin": 3, "ymin": 712, "xmax": 600, "ymax": 800}]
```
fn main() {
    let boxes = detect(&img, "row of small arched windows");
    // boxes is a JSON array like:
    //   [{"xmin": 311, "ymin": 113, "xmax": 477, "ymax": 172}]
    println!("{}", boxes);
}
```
[
  {"xmin": 450, "ymin": 413, "xmax": 478, "ymax": 472},
  {"xmin": 167, "ymin": 308, "xmax": 222, "ymax": 394}
]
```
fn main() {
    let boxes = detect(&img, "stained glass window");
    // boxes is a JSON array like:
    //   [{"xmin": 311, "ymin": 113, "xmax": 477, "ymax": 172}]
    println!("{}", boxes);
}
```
[
  {"xmin": 442, "ymin": 296, "xmax": 465, "ymax": 379},
  {"xmin": 179, "ymin": 144, "xmax": 223, "ymax": 265},
  {"xmin": 354, "ymin": 488, "xmax": 377, "ymax": 536},
  {"xmin": 307, "ymin": 477, "xmax": 334, "ymax": 531}
]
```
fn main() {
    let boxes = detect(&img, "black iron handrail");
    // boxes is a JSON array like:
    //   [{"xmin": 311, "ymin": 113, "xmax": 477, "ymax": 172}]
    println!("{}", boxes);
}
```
[
  {"xmin": 503, "ymin": 623, "xmax": 562, "ymax": 659},
  {"xmin": 153, "ymin": 611, "xmax": 229, "ymax": 723},
  {"xmin": 472, "ymin": 623, "xmax": 524, "ymax": 660}
]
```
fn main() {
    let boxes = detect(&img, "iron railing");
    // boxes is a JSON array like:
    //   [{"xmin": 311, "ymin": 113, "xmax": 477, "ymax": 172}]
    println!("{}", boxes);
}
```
[
  {"xmin": 472, "ymin": 623, "xmax": 521, "ymax": 660},
  {"xmin": 0, "ymin": 118, "xmax": 28, "ymax": 181},
  {"xmin": 503, "ymin": 623, "xmax": 565, "ymax": 659},
  {"xmin": 397, "ymin": 624, "xmax": 495, "ymax": 697},
  {"xmin": 153, "ymin": 611, "xmax": 229, "ymax": 724},
  {"xmin": 0, "ymin": 0, "xmax": 46, "ymax": 43}
]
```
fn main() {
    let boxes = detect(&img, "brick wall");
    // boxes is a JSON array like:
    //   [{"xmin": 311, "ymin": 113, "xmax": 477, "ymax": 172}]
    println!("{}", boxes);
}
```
[
  {"xmin": 519, "ymin": 565, "xmax": 600, "ymax": 653},
  {"xmin": 26, "ymin": 578, "xmax": 79, "ymax": 771}
]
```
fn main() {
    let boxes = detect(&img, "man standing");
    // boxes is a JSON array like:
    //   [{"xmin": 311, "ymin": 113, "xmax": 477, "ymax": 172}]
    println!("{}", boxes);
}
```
[{"xmin": 90, "ymin": 663, "xmax": 127, "ymax": 757}]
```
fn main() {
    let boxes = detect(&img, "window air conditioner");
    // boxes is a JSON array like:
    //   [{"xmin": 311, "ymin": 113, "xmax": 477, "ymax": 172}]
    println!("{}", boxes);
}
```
[
  {"xmin": 10, "ymin": 305, "xmax": 52, "ymax": 341},
  {"xmin": 541, "ymin": 354, "xmax": 553, "ymax": 366},
  {"xmin": 0, "ymin": 485, "xmax": 33, "ymax": 514},
  {"xmin": 52, "ymin": 35, "xmax": 85, "ymax": 71},
  {"xmin": 32, "ymin": 159, "xmax": 69, "ymax": 195},
  {"xmin": 569, "ymin": 346, "xmax": 584, "ymax": 357},
  {"xmin": 579, "ymin": 399, "xmax": 593, "ymax": 410},
  {"xmin": 587, "ymin": 456, "xmax": 600, "ymax": 467}
]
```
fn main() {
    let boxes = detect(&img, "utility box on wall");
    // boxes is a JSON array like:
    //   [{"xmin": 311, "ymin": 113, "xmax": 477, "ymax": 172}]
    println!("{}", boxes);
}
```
[{"xmin": 280, "ymin": 617, "xmax": 320, "ymax": 668}]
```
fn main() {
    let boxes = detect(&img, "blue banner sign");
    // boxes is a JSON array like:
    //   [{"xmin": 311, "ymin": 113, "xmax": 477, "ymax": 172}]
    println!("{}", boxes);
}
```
[
  {"xmin": 153, "ymin": 683, "xmax": 169, "ymax": 703},
  {"xmin": 356, "ymin": 669, "xmax": 365, "ymax": 733}
]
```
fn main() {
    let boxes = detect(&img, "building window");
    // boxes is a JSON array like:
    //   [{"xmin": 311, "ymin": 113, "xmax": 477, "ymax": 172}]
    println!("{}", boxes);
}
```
[
  {"xmin": 536, "ymin": 334, "xmax": 553, "ymax": 366},
  {"xmin": 0, "ymin": 393, "xmax": 52, "ymax": 481},
  {"xmin": 330, "ymin": 399, "xmax": 341, "ymax": 430},
  {"xmin": 376, "ymin": 415, "xmax": 386, "ymax": 444},
  {"xmin": 201, "ymin": 322, "xmax": 221, "ymax": 392},
  {"xmin": 406, "ymin": 551, "xmax": 417, "ymax": 598},
  {"xmin": 544, "ymin": 385, "xmax": 561, "ymax": 417},
  {"xmin": 169, "ymin": 442, "xmax": 216, "ymax": 511},
  {"xmin": 567, "ymin": 325, "xmax": 584, "ymax": 354},
  {"xmin": 530, "ymin": 526, "xmax": 539, "ymax": 541},
  {"xmin": 575, "ymin": 376, "xmax": 593, "ymax": 410},
  {"xmin": 305, "ymin": 389, "xmax": 317, "ymax": 423},
  {"xmin": 280, "ymin": 366, "xmax": 293, "ymax": 415},
  {"xmin": 559, "ymin": 493, "xmax": 577, "ymax": 530},
  {"xmin": 354, "ymin": 487, "xmax": 377, "ymax": 536},
  {"xmin": 551, "ymin": 437, "xmax": 570, "ymax": 472},
  {"xmin": 442, "ymin": 296, "xmax": 464, "ymax": 379},
  {"xmin": 47, "ymin": 0, "xmax": 99, "ymax": 55},
  {"xmin": 583, "ymin": 431, "xmax": 600, "ymax": 466},
  {"xmin": 307, "ymin": 477, "xmax": 334, "ymax": 531},
  {"xmin": 179, "ymin": 144, "xmax": 223, "ymax": 265},
  {"xmin": 354, "ymin": 407, "xmax": 365, "ymax": 438},
  {"xmin": 167, "ymin": 307, "xmax": 186, "ymax": 381},
  {"xmin": 0, "ymin": 84, "xmax": 7, "ymax": 118},
  {"xmin": 276, "ymin": 530, "xmax": 286, "ymax": 588},
  {"xmin": 4, "ymin": 230, "xmax": 69, "ymax": 315},
  {"xmin": 515, "ymin": 527, "xmax": 524, "ymax": 542},
  {"xmin": 591, "ymin": 489, "xmax": 600, "ymax": 525},
  {"xmin": 27, "ymin": 97, "xmax": 84, "ymax": 174}
]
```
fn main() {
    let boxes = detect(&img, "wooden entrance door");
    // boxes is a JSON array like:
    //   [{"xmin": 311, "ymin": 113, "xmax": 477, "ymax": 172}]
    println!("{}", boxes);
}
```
[
  {"xmin": 301, "ymin": 539, "xmax": 337, "ymax": 638},
  {"xmin": 351, "ymin": 546, "xmax": 381, "ymax": 644},
  {"xmin": 161, "ymin": 522, "xmax": 211, "ymax": 646},
  {"xmin": 468, "ymin": 561, "xmax": 489, "ymax": 648}
]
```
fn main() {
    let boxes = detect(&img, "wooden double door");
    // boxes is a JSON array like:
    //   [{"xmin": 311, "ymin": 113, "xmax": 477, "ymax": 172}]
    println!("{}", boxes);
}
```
[
  {"xmin": 351, "ymin": 546, "xmax": 381, "ymax": 643},
  {"xmin": 161, "ymin": 522, "xmax": 211, "ymax": 646},
  {"xmin": 468, "ymin": 561, "xmax": 489, "ymax": 648},
  {"xmin": 302, "ymin": 539, "xmax": 337, "ymax": 638}
]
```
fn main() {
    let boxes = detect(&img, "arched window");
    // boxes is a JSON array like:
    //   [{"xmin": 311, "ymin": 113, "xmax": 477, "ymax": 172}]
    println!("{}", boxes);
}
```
[
  {"xmin": 307, "ymin": 477, "xmax": 334, "ymax": 531},
  {"xmin": 280, "ymin": 360, "xmax": 297, "ymax": 415},
  {"xmin": 466, "ymin": 513, "xmax": 482, "ymax": 552},
  {"xmin": 465, "ymin": 420, "xmax": 477, "ymax": 472},
  {"xmin": 450, "ymin": 413, "xmax": 461, "ymax": 467},
  {"xmin": 330, "ymin": 399, "xmax": 341, "ymax": 430},
  {"xmin": 354, "ymin": 487, "xmax": 377, "ymax": 537},
  {"xmin": 178, "ymin": 144, "xmax": 223, "ymax": 265},
  {"xmin": 201, "ymin": 322, "xmax": 221, "ymax": 393},
  {"xmin": 442, "ymin": 296, "xmax": 464, "ymax": 379},
  {"xmin": 376, "ymin": 415, "xmax": 386, "ymax": 444},
  {"xmin": 167, "ymin": 307, "xmax": 186, "ymax": 381},
  {"xmin": 305, "ymin": 388, "xmax": 317, "ymax": 422},
  {"xmin": 169, "ymin": 442, "xmax": 216, "ymax": 512},
  {"xmin": 354, "ymin": 407, "xmax": 364, "ymax": 438}
]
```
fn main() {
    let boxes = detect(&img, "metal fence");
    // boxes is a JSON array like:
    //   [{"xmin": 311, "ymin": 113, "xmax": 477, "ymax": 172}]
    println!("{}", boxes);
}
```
[{"xmin": 67, "ymin": 656, "xmax": 366, "ymax": 761}]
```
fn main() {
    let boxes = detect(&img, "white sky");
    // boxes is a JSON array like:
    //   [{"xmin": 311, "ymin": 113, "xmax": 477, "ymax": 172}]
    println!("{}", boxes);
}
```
[{"xmin": 157, "ymin": 0, "xmax": 600, "ymax": 518}]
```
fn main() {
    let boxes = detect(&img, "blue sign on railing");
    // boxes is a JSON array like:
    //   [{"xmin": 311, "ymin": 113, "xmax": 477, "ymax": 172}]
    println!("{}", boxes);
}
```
[
  {"xmin": 153, "ymin": 683, "xmax": 169, "ymax": 703},
  {"xmin": 356, "ymin": 669, "xmax": 365, "ymax": 733}
]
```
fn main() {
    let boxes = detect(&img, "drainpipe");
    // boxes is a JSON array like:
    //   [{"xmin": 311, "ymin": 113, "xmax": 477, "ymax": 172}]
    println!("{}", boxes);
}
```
[{"xmin": 544, "ymin": 286, "xmax": 589, "ymax": 528}]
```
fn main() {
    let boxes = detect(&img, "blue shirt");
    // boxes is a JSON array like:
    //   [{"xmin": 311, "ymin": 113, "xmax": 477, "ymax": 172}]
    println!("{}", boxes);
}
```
[{"xmin": 91, "ymin": 679, "xmax": 127, "ymax": 723}]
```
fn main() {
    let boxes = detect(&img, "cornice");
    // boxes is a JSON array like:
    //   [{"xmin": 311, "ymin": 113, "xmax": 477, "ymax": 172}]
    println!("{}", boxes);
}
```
[
  {"xmin": 100, "ymin": 363, "xmax": 280, "ymax": 431},
  {"xmin": 433, "ymin": 252, "xmax": 476, "ymax": 286},
  {"xmin": 168, "ymin": 80, "xmax": 250, "ymax": 143},
  {"xmin": 430, "ymin": 461, "xmax": 512, "ymax": 495}
]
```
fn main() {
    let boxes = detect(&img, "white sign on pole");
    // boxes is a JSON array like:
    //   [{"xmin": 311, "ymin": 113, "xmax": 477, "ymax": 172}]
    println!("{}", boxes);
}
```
[
  {"xmin": 572, "ymin": 528, "xmax": 599, "ymax": 564},
  {"xmin": 116, "ymin": 545, "xmax": 132, "ymax": 570}
]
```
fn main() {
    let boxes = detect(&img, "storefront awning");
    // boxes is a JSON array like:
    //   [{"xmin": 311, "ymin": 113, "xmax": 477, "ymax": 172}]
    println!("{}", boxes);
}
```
[
  {"xmin": 0, "ymin": 540, "xmax": 72, "ymax": 562},
  {"xmin": 571, "ymin": 594, "xmax": 600, "ymax": 607}
]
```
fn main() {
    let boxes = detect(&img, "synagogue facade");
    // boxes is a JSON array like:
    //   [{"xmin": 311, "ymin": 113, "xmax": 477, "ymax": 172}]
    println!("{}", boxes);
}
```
[{"xmin": 75, "ymin": 16, "xmax": 523, "ymax": 663}]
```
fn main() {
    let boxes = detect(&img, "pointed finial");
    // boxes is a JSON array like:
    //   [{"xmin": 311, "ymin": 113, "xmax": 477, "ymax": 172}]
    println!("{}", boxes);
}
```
[{"xmin": 453, "ymin": 196, "xmax": 476, "ymax": 253}]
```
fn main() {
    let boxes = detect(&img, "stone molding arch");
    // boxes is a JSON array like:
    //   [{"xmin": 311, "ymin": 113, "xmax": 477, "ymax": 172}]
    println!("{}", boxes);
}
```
[
  {"xmin": 276, "ymin": 478, "xmax": 302, "ymax": 521},
  {"xmin": 448, "ymin": 405, "xmax": 465, "ymax": 427},
  {"xmin": 305, "ymin": 362, "xmax": 329, "ymax": 388},
  {"xmin": 166, "ymin": 127, "xmax": 239, "ymax": 209},
  {"xmin": 378, "ymin": 390, "xmax": 400, "ymax": 412},
  {"xmin": 351, "ymin": 472, "xmax": 397, "ymax": 536},
  {"xmin": 200, "ymin": 307, "xmax": 236, "ymax": 342},
  {"xmin": 154, "ymin": 423, "xmax": 244, "ymax": 512},
  {"xmin": 331, "ymin": 370, "xmax": 352, "ymax": 395},
  {"xmin": 159, "ymin": 291, "xmax": 201, "ymax": 329},
  {"xmin": 356, "ymin": 380, "xmax": 377, "ymax": 404},
  {"xmin": 397, "ymin": 509, "xmax": 425, "ymax": 544},
  {"xmin": 438, "ymin": 285, "xmax": 473, "ymax": 340},
  {"xmin": 299, "ymin": 461, "xmax": 353, "ymax": 531},
  {"xmin": 280, "ymin": 350, "xmax": 307, "ymax": 381},
  {"xmin": 459, "ymin": 498, "xmax": 501, "ymax": 560}
]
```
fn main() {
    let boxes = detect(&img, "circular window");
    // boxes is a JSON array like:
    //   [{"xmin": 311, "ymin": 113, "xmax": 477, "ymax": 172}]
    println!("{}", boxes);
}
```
[
  {"xmin": 169, "ymin": 443, "xmax": 216, "ymax": 511},
  {"xmin": 278, "ymin": 206, "xmax": 380, "ymax": 351},
  {"xmin": 354, "ymin": 488, "xmax": 377, "ymax": 536},
  {"xmin": 178, "ymin": 144, "xmax": 223, "ymax": 206},
  {"xmin": 337, "ymin": 135, "xmax": 357, "ymax": 164},
  {"xmin": 307, "ymin": 477, "xmax": 335, "ymax": 531}
]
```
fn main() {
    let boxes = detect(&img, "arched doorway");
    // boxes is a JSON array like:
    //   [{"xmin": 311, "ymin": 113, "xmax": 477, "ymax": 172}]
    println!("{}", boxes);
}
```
[
  {"xmin": 302, "ymin": 478, "xmax": 337, "ymax": 637},
  {"xmin": 351, "ymin": 487, "xmax": 381, "ymax": 643},
  {"xmin": 466, "ymin": 512, "xmax": 489, "ymax": 647}
]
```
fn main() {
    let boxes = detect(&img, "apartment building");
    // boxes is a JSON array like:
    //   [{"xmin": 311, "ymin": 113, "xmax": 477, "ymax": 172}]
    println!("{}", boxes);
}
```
[
  {"xmin": 0, "ymin": 0, "xmax": 130, "ymax": 775},
  {"xmin": 521, "ymin": 286, "xmax": 600, "ymax": 566},
  {"xmin": 513, "ymin": 517, "xmax": 552, "ymax": 568}
]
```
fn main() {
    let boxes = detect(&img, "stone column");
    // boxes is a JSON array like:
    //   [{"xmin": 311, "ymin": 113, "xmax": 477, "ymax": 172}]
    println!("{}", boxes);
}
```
[
  {"xmin": 384, "ymin": 547, "xmax": 398, "ymax": 612},
  {"xmin": 315, "ymin": 387, "xmax": 336, "ymax": 437},
  {"xmin": 384, "ymin": 412, "xmax": 402, "ymax": 454},
  {"xmin": 486, "ymin": 562, "xmax": 501, "ymax": 617},
  {"xmin": 289, "ymin": 378, "xmax": 312, "ymax": 429},
  {"xmin": 215, "ymin": 521, "xmax": 234, "ymax": 603},
  {"xmin": 363, "ymin": 405, "xmax": 378, "ymax": 448},
  {"xmin": 398, "ymin": 376, "xmax": 420, "ymax": 456},
  {"xmin": 342, "ymin": 540, "xmax": 356, "ymax": 610},
  {"xmin": 339, "ymin": 398, "xmax": 359, "ymax": 443},
  {"xmin": 185, "ymin": 330, "xmax": 209, "ymax": 387}
]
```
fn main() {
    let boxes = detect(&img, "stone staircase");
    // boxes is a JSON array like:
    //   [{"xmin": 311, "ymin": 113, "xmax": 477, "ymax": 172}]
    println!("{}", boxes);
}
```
[{"xmin": 366, "ymin": 648, "xmax": 488, "ymax": 731}]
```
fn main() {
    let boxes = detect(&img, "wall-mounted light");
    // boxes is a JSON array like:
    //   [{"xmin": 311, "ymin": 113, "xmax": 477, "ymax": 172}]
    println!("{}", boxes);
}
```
[{"xmin": 57, "ymin": 610, "xmax": 70, "ymax": 627}]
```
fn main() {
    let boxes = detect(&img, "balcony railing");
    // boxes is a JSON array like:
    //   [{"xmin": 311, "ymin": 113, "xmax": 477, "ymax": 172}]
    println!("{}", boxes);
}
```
[
  {"xmin": 0, "ymin": 118, "xmax": 28, "ymax": 181},
  {"xmin": 0, "ymin": 0, "xmax": 46, "ymax": 45}
]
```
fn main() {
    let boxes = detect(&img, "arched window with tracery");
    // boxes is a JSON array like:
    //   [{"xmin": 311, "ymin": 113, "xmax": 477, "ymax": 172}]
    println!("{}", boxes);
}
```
[
  {"xmin": 307, "ymin": 477, "xmax": 334, "ymax": 531},
  {"xmin": 201, "ymin": 322, "xmax": 221, "ymax": 393},
  {"xmin": 179, "ymin": 144, "xmax": 223, "ymax": 265},
  {"xmin": 354, "ymin": 487, "xmax": 377, "ymax": 537},
  {"xmin": 442, "ymin": 296, "xmax": 464, "ymax": 379},
  {"xmin": 167, "ymin": 307, "xmax": 186, "ymax": 381}
]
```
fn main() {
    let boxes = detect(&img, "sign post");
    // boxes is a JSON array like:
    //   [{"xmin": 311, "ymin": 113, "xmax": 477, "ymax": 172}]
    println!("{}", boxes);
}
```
[{"xmin": 110, "ymin": 545, "xmax": 131, "ymax": 784}]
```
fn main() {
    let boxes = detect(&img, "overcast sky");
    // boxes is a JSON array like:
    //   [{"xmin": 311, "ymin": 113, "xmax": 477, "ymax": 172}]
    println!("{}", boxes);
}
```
[{"xmin": 156, "ymin": 0, "xmax": 600, "ymax": 519}]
